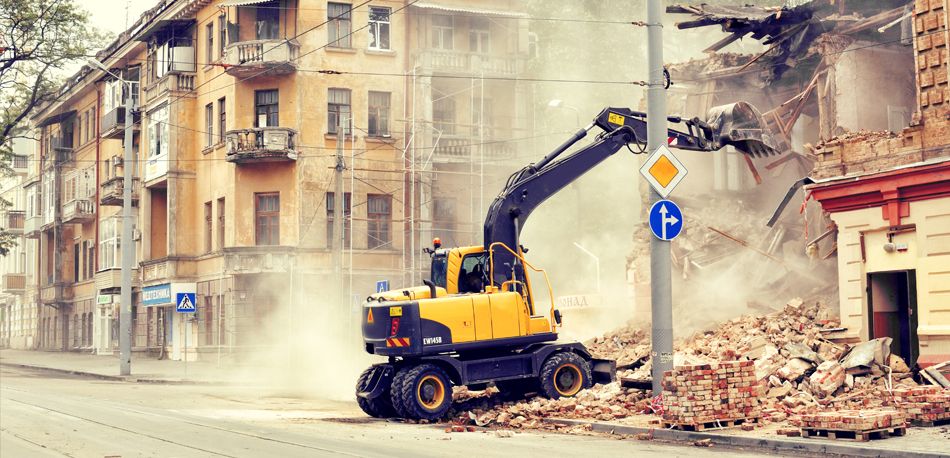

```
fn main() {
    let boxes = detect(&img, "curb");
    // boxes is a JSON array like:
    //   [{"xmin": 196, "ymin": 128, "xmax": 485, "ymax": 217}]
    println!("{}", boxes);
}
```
[
  {"xmin": 0, "ymin": 361, "xmax": 227, "ymax": 385},
  {"xmin": 547, "ymin": 418, "xmax": 946, "ymax": 458}
]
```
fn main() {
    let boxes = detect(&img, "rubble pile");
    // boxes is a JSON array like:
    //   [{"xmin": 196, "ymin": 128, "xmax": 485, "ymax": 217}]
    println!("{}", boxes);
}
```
[
  {"xmin": 890, "ymin": 387, "xmax": 950, "ymax": 424},
  {"xmin": 660, "ymin": 361, "xmax": 762, "ymax": 426},
  {"xmin": 798, "ymin": 410, "xmax": 905, "ymax": 432}
]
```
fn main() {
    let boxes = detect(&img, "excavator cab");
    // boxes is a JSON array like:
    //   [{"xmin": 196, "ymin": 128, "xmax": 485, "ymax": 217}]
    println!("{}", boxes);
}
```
[{"xmin": 705, "ymin": 101, "xmax": 779, "ymax": 157}]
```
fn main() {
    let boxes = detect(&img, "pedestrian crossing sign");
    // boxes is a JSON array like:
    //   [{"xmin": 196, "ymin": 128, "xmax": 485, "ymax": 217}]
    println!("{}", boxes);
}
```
[{"xmin": 176, "ymin": 293, "xmax": 197, "ymax": 313}]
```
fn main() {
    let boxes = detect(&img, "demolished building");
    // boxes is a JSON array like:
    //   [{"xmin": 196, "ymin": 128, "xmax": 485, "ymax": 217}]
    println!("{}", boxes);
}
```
[{"xmin": 665, "ymin": 0, "xmax": 949, "ymax": 368}]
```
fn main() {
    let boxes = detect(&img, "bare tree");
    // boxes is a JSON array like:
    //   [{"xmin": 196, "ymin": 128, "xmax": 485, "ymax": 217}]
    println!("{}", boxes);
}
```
[{"xmin": 0, "ymin": 0, "xmax": 108, "ymax": 255}]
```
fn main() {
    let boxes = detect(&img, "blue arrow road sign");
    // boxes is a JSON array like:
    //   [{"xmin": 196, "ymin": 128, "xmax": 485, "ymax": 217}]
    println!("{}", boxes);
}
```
[
  {"xmin": 376, "ymin": 280, "xmax": 390, "ymax": 293},
  {"xmin": 648, "ymin": 200, "xmax": 684, "ymax": 241},
  {"xmin": 176, "ymin": 293, "xmax": 197, "ymax": 313}
]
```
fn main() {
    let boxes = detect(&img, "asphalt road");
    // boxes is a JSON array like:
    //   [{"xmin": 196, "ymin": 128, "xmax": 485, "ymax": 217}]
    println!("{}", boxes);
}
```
[{"xmin": 0, "ymin": 365, "xmax": 777, "ymax": 458}]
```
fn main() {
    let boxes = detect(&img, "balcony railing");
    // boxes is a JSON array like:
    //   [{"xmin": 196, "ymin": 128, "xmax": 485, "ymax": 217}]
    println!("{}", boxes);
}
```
[
  {"xmin": 40, "ymin": 283, "xmax": 73, "ymax": 304},
  {"xmin": 223, "ymin": 39, "xmax": 299, "ymax": 78},
  {"xmin": 140, "ymin": 257, "xmax": 196, "ymax": 284},
  {"xmin": 95, "ymin": 268, "xmax": 139, "ymax": 294},
  {"xmin": 47, "ymin": 146, "xmax": 74, "ymax": 168},
  {"xmin": 416, "ymin": 50, "xmax": 524, "ymax": 76},
  {"xmin": 432, "ymin": 135, "xmax": 516, "ymax": 163},
  {"xmin": 100, "ymin": 106, "xmax": 141, "ymax": 139},
  {"xmin": 2, "ymin": 273, "xmax": 25, "ymax": 293},
  {"xmin": 24, "ymin": 214, "xmax": 42, "ymax": 238},
  {"xmin": 143, "ymin": 72, "xmax": 196, "ymax": 105},
  {"xmin": 63, "ymin": 199, "xmax": 96, "ymax": 224},
  {"xmin": 225, "ymin": 127, "xmax": 298, "ymax": 164},
  {"xmin": 3, "ymin": 210, "xmax": 24, "ymax": 233},
  {"xmin": 100, "ymin": 176, "xmax": 140, "ymax": 206},
  {"xmin": 10, "ymin": 154, "xmax": 28, "ymax": 174}
]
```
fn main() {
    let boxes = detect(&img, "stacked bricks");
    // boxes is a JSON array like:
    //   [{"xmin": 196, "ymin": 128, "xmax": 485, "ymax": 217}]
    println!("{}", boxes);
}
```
[
  {"xmin": 661, "ymin": 361, "xmax": 762, "ymax": 425},
  {"xmin": 800, "ymin": 410, "xmax": 906, "ymax": 432},
  {"xmin": 915, "ymin": 0, "xmax": 950, "ymax": 116},
  {"xmin": 891, "ymin": 386, "xmax": 950, "ymax": 424}
]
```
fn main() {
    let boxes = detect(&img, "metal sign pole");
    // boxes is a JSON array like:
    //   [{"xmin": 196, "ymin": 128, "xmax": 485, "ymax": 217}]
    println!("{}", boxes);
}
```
[{"xmin": 647, "ymin": 0, "xmax": 673, "ymax": 395}]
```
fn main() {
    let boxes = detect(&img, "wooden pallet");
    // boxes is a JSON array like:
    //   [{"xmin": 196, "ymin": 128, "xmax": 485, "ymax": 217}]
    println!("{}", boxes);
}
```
[
  {"xmin": 661, "ymin": 417, "xmax": 758, "ymax": 432},
  {"xmin": 801, "ymin": 425, "xmax": 906, "ymax": 442},
  {"xmin": 910, "ymin": 417, "xmax": 950, "ymax": 427}
]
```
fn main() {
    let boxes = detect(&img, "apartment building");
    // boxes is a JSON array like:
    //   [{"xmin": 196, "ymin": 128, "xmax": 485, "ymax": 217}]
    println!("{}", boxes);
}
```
[
  {"xmin": 16, "ymin": 0, "xmax": 531, "ymax": 360},
  {"xmin": 0, "ymin": 139, "xmax": 32, "ymax": 348}
]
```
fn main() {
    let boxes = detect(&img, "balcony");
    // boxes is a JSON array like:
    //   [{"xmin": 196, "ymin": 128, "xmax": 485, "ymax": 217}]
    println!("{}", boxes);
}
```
[
  {"xmin": 10, "ymin": 154, "xmax": 28, "ymax": 175},
  {"xmin": 143, "ymin": 72, "xmax": 195, "ymax": 105},
  {"xmin": 100, "ymin": 106, "xmax": 141, "ymax": 139},
  {"xmin": 48, "ymin": 146, "xmax": 74, "ymax": 168},
  {"xmin": 62, "ymin": 199, "xmax": 96, "ymax": 224},
  {"xmin": 2, "ymin": 273, "xmax": 25, "ymax": 293},
  {"xmin": 40, "ymin": 283, "xmax": 73, "ymax": 305},
  {"xmin": 3, "ymin": 210, "xmax": 24, "ymax": 234},
  {"xmin": 223, "ymin": 39, "xmax": 299, "ymax": 78},
  {"xmin": 416, "ymin": 50, "xmax": 524, "ymax": 76},
  {"xmin": 95, "ymin": 268, "xmax": 138, "ymax": 294},
  {"xmin": 432, "ymin": 135, "xmax": 515, "ymax": 163},
  {"xmin": 140, "ymin": 257, "xmax": 196, "ymax": 285},
  {"xmin": 225, "ymin": 127, "xmax": 298, "ymax": 164},
  {"xmin": 100, "ymin": 177, "xmax": 140, "ymax": 206},
  {"xmin": 223, "ymin": 246, "xmax": 294, "ymax": 274},
  {"xmin": 24, "ymin": 214, "xmax": 42, "ymax": 238}
]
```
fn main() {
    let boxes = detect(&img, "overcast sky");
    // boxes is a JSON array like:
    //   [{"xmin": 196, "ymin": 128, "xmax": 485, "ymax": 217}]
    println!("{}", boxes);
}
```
[{"xmin": 82, "ymin": 0, "xmax": 156, "ymax": 36}]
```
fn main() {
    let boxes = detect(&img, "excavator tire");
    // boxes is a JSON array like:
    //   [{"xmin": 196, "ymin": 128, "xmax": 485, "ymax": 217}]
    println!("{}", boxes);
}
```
[
  {"xmin": 355, "ymin": 367, "xmax": 396, "ymax": 418},
  {"xmin": 389, "ymin": 367, "xmax": 413, "ymax": 418},
  {"xmin": 395, "ymin": 363, "xmax": 454, "ymax": 421},
  {"xmin": 538, "ymin": 352, "xmax": 592, "ymax": 400}
]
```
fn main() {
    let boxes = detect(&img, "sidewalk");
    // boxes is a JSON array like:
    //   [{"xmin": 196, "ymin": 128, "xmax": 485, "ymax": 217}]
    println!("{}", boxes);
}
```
[
  {"xmin": 0, "ymin": 348, "xmax": 248, "ymax": 384},
  {"xmin": 548, "ymin": 418, "xmax": 950, "ymax": 458}
]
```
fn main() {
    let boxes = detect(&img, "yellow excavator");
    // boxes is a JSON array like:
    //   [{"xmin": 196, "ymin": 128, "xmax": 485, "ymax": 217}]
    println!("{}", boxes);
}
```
[{"xmin": 356, "ymin": 103, "xmax": 778, "ymax": 420}]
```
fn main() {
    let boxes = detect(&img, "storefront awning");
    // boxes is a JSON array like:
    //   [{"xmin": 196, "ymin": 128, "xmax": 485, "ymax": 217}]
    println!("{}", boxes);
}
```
[
  {"xmin": 36, "ymin": 110, "xmax": 77, "ymax": 128},
  {"xmin": 411, "ymin": 2, "xmax": 528, "ymax": 18},
  {"xmin": 219, "ymin": 0, "xmax": 274, "ymax": 7}
]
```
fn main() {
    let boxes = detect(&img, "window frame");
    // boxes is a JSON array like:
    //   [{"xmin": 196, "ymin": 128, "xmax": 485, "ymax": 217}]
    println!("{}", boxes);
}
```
[
  {"xmin": 368, "ymin": 6, "xmax": 391, "ymax": 50},
  {"xmin": 218, "ymin": 15, "xmax": 227, "ymax": 59},
  {"xmin": 431, "ymin": 15, "xmax": 454, "ymax": 50},
  {"xmin": 204, "ymin": 201, "xmax": 213, "ymax": 253},
  {"xmin": 326, "ymin": 192, "xmax": 352, "ymax": 249},
  {"xmin": 206, "ymin": 22, "xmax": 214, "ymax": 65},
  {"xmin": 367, "ymin": 91, "xmax": 391, "ymax": 137},
  {"xmin": 205, "ymin": 103, "xmax": 213, "ymax": 147},
  {"xmin": 255, "ymin": 192, "xmax": 280, "ymax": 246},
  {"xmin": 218, "ymin": 97, "xmax": 226, "ymax": 144},
  {"xmin": 217, "ymin": 197, "xmax": 225, "ymax": 250},
  {"xmin": 254, "ymin": 89, "xmax": 279, "ymax": 127},
  {"xmin": 328, "ymin": 2, "xmax": 353, "ymax": 48},
  {"xmin": 256, "ymin": 1, "xmax": 280, "ymax": 40},
  {"xmin": 366, "ymin": 194, "xmax": 392, "ymax": 249},
  {"xmin": 327, "ymin": 88, "xmax": 352, "ymax": 135}
]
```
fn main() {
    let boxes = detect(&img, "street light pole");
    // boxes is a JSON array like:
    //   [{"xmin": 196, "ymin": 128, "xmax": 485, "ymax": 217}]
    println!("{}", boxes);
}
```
[
  {"xmin": 646, "ymin": 0, "xmax": 673, "ymax": 395},
  {"xmin": 88, "ymin": 59, "xmax": 134, "ymax": 376}
]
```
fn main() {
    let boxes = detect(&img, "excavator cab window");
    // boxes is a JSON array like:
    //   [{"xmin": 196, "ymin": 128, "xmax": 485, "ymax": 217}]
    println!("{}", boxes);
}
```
[
  {"xmin": 430, "ymin": 252, "xmax": 448, "ymax": 289},
  {"xmin": 458, "ymin": 253, "xmax": 487, "ymax": 294}
]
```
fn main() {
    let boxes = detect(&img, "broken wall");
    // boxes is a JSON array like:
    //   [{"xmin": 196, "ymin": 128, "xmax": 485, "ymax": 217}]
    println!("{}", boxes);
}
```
[{"xmin": 834, "ymin": 44, "xmax": 916, "ymax": 133}]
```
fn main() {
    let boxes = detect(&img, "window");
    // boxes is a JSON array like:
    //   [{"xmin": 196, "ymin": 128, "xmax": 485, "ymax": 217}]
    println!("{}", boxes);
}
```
[
  {"xmin": 217, "ymin": 198, "xmax": 225, "ymax": 249},
  {"xmin": 326, "ymin": 192, "xmax": 351, "ymax": 248},
  {"xmin": 474, "ymin": 97, "xmax": 494, "ymax": 137},
  {"xmin": 469, "ymin": 17, "xmax": 491, "ymax": 53},
  {"xmin": 255, "ymin": 90, "xmax": 278, "ymax": 127},
  {"xmin": 204, "ymin": 202, "xmax": 213, "ymax": 253},
  {"xmin": 368, "ymin": 7, "xmax": 390, "ymax": 50},
  {"xmin": 205, "ymin": 103, "xmax": 213, "ymax": 147},
  {"xmin": 206, "ymin": 23, "xmax": 214, "ymax": 65},
  {"xmin": 328, "ymin": 2, "xmax": 352, "ymax": 48},
  {"xmin": 98, "ymin": 217, "xmax": 134, "ymax": 270},
  {"xmin": 367, "ymin": 194, "xmax": 392, "ymax": 249},
  {"xmin": 433, "ymin": 96, "xmax": 456, "ymax": 135},
  {"xmin": 368, "ymin": 91, "xmax": 390, "ymax": 137},
  {"xmin": 218, "ymin": 15, "xmax": 227, "ymax": 59},
  {"xmin": 149, "ymin": 105, "xmax": 169, "ymax": 157},
  {"xmin": 431, "ymin": 15, "xmax": 453, "ymax": 50},
  {"xmin": 218, "ymin": 98, "xmax": 226, "ymax": 144},
  {"xmin": 327, "ymin": 88, "xmax": 351, "ymax": 134},
  {"xmin": 256, "ymin": 1, "xmax": 279, "ymax": 40},
  {"xmin": 73, "ymin": 242, "xmax": 80, "ymax": 282},
  {"xmin": 255, "ymin": 193, "xmax": 280, "ymax": 246}
]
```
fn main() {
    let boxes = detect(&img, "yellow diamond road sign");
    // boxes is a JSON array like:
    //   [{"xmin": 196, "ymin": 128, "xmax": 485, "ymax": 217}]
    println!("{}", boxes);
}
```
[{"xmin": 639, "ymin": 144, "xmax": 687, "ymax": 199}]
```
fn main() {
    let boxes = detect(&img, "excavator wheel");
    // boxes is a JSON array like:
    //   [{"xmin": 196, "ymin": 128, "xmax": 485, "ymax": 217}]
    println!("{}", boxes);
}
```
[
  {"xmin": 389, "ymin": 367, "xmax": 413, "ymax": 418},
  {"xmin": 355, "ymin": 367, "xmax": 396, "ymax": 418},
  {"xmin": 539, "ymin": 352, "xmax": 592, "ymax": 400},
  {"xmin": 394, "ymin": 363, "xmax": 454, "ymax": 421}
]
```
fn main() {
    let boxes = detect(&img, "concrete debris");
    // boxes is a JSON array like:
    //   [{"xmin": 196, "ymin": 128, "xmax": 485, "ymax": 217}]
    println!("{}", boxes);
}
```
[{"xmin": 693, "ymin": 438, "xmax": 713, "ymax": 447}]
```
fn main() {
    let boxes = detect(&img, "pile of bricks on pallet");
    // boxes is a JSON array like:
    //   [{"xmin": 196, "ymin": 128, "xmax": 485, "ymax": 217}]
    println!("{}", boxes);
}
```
[
  {"xmin": 891, "ymin": 386, "xmax": 950, "ymax": 424},
  {"xmin": 661, "ymin": 361, "xmax": 762, "ymax": 426},
  {"xmin": 799, "ymin": 410, "xmax": 905, "ymax": 432}
]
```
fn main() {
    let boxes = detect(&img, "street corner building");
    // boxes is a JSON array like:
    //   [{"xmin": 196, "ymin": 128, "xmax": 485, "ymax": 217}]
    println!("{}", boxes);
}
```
[{"xmin": 0, "ymin": 0, "xmax": 537, "ymax": 360}]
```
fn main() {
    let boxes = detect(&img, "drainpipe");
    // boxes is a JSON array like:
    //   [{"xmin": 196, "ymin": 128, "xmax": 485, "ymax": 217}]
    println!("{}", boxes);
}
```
[{"xmin": 95, "ymin": 85, "xmax": 101, "ymax": 282}]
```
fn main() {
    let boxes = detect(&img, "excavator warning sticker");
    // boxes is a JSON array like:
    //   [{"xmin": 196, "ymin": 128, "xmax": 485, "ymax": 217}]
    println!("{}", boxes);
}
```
[
  {"xmin": 607, "ymin": 112, "xmax": 626, "ymax": 126},
  {"xmin": 367, "ymin": 308, "xmax": 374, "ymax": 324},
  {"xmin": 389, "ymin": 306, "xmax": 402, "ymax": 317},
  {"xmin": 386, "ymin": 337, "xmax": 410, "ymax": 347}
]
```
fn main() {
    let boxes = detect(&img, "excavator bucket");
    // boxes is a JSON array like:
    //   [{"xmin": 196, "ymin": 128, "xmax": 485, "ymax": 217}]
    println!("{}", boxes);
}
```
[{"xmin": 705, "ymin": 102, "xmax": 780, "ymax": 157}]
